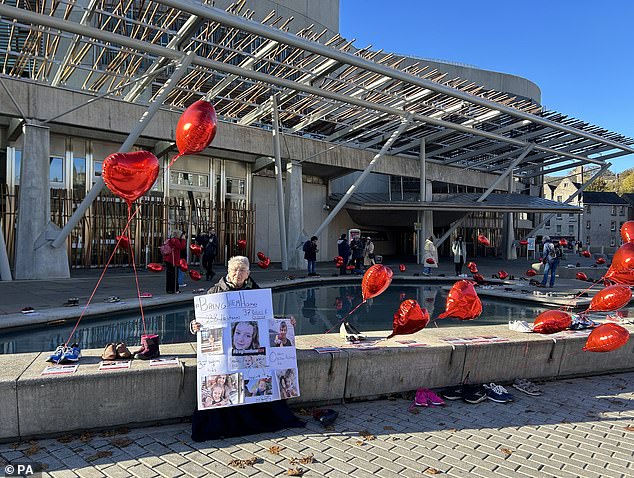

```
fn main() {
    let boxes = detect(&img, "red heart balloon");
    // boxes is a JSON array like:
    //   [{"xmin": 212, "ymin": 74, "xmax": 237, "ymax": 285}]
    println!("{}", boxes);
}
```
[
  {"xmin": 190, "ymin": 244, "xmax": 202, "ymax": 256},
  {"xmin": 334, "ymin": 256, "xmax": 344, "ymax": 264},
  {"xmin": 583, "ymin": 323, "xmax": 629, "ymax": 352},
  {"xmin": 478, "ymin": 235, "xmax": 490, "ymax": 247},
  {"xmin": 362, "ymin": 265, "xmax": 393, "ymax": 301},
  {"xmin": 263, "ymin": 257, "xmax": 271, "ymax": 267},
  {"xmin": 147, "ymin": 263, "xmax": 163, "ymax": 273},
  {"xmin": 532, "ymin": 310, "xmax": 571, "ymax": 334},
  {"xmin": 425, "ymin": 257, "xmax": 435, "ymax": 264},
  {"xmin": 472, "ymin": 273, "xmax": 485, "ymax": 284},
  {"xmin": 497, "ymin": 270, "xmax": 508, "ymax": 280},
  {"xmin": 604, "ymin": 242, "xmax": 634, "ymax": 285},
  {"xmin": 438, "ymin": 280, "xmax": 482, "ymax": 320},
  {"xmin": 576, "ymin": 272, "xmax": 588, "ymax": 281},
  {"xmin": 621, "ymin": 220, "xmax": 634, "ymax": 243},
  {"xmin": 257, "ymin": 251, "xmax": 267, "ymax": 261},
  {"xmin": 176, "ymin": 100, "xmax": 218, "ymax": 155},
  {"xmin": 399, "ymin": 264, "xmax": 406, "ymax": 272},
  {"xmin": 559, "ymin": 238, "xmax": 568, "ymax": 246},
  {"xmin": 588, "ymin": 285, "xmax": 632, "ymax": 312},
  {"xmin": 237, "ymin": 239, "xmax": 247, "ymax": 249},
  {"xmin": 178, "ymin": 258, "xmax": 188, "ymax": 272},
  {"xmin": 582, "ymin": 250, "xmax": 591, "ymax": 258},
  {"xmin": 116, "ymin": 235, "xmax": 130, "ymax": 250},
  {"xmin": 519, "ymin": 240, "xmax": 528, "ymax": 246},
  {"xmin": 102, "ymin": 151, "xmax": 159, "ymax": 206},
  {"xmin": 596, "ymin": 257, "xmax": 606, "ymax": 265},
  {"xmin": 258, "ymin": 260, "xmax": 269, "ymax": 269},
  {"xmin": 189, "ymin": 270, "xmax": 202, "ymax": 281},
  {"xmin": 346, "ymin": 264, "xmax": 355, "ymax": 271},
  {"xmin": 467, "ymin": 261, "xmax": 478, "ymax": 273},
  {"xmin": 526, "ymin": 269, "xmax": 537, "ymax": 277},
  {"xmin": 387, "ymin": 299, "xmax": 430, "ymax": 339}
]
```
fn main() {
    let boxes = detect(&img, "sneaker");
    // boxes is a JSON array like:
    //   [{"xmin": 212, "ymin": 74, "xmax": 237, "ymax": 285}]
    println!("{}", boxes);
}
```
[
  {"xmin": 62, "ymin": 343, "xmax": 82, "ymax": 362},
  {"xmin": 462, "ymin": 385, "xmax": 488, "ymax": 404},
  {"xmin": 508, "ymin": 320, "xmax": 533, "ymax": 333},
  {"xmin": 512, "ymin": 378, "xmax": 543, "ymax": 396},
  {"xmin": 414, "ymin": 389, "xmax": 430, "ymax": 407},
  {"xmin": 46, "ymin": 344, "xmax": 66, "ymax": 363},
  {"xmin": 570, "ymin": 314, "xmax": 598, "ymax": 330},
  {"xmin": 483, "ymin": 383, "xmax": 514, "ymax": 403},
  {"xmin": 21, "ymin": 307, "xmax": 35, "ymax": 314},
  {"xmin": 423, "ymin": 389, "xmax": 446, "ymax": 407},
  {"xmin": 140, "ymin": 292, "xmax": 153, "ymax": 298},
  {"xmin": 440, "ymin": 384, "xmax": 466, "ymax": 401},
  {"xmin": 104, "ymin": 296, "xmax": 120, "ymax": 303}
]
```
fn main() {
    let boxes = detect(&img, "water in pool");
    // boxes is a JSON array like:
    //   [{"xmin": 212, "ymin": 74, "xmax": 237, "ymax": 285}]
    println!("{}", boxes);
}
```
[{"xmin": 1, "ymin": 284, "xmax": 628, "ymax": 354}]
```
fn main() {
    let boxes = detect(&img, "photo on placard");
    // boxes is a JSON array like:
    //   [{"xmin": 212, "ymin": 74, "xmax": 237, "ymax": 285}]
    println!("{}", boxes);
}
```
[
  {"xmin": 230, "ymin": 354, "xmax": 266, "ymax": 370},
  {"xmin": 276, "ymin": 368, "xmax": 299, "ymax": 399},
  {"xmin": 200, "ymin": 326, "xmax": 224, "ymax": 355},
  {"xmin": 230, "ymin": 320, "xmax": 266, "ymax": 356},
  {"xmin": 268, "ymin": 318, "xmax": 295, "ymax": 348},
  {"xmin": 242, "ymin": 370, "xmax": 274, "ymax": 401},
  {"xmin": 200, "ymin": 372, "xmax": 243, "ymax": 408}
]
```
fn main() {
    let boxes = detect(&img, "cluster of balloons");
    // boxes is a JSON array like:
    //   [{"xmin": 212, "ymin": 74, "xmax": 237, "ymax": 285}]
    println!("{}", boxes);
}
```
[
  {"xmin": 333, "ymin": 256, "xmax": 345, "ymax": 268},
  {"xmin": 257, "ymin": 251, "xmax": 271, "ymax": 269},
  {"xmin": 603, "ymin": 220, "xmax": 634, "ymax": 286}
]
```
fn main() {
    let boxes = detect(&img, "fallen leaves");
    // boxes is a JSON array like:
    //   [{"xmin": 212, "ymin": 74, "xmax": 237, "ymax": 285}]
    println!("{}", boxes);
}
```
[
  {"xmin": 499, "ymin": 447, "xmax": 513, "ymax": 456},
  {"xmin": 289, "ymin": 454, "xmax": 314, "ymax": 465},
  {"xmin": 79, "ymin": 432, "xmax": 94, "ymax": 443},
  {"xmin": 228, "ymin": 457, "xmax": 259, "ymax": 468},
  {"xmin": 101, "ymin": 427, "xmax": 129, "ymax": 437},
  {"xmin": 110, "ymin": 438, "xmax": 133, "ymax": 448},
  {"xmin": 359, "ymin": 430, "xmax": 376, "ymax": 441},
  {"xmin": 86, "ymin": 451, "xmax": 113, "ymax": 462},
  {"xmin": 424, "ymin": 467, "xmax": 441, "ymax": 474},
  {"xmin": 57, "ymin": 435, "xmax": 74, "ymax": 443},
  {"xmin": 383, "ymin": 426, "xmax": 395, "ymax": 431},
  {"xmin": 268, "ymin": 445, "xmax": 283, "ymax": 455},
  {"xmin": 286, "ymin": 468, "xmax": 304, "ymax": 476},
  {"xmin": 23, "ymin": 444, "xmax": 40, "ymax": 457}
]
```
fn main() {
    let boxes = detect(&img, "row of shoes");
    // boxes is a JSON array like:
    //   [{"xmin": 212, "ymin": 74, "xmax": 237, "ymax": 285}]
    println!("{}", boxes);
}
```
[
  {"xmin": 440, "ymin": 378, "xmax": 543, "ymax": 404},
  {"xmin": 47, "ymin": 343, "xmax": 81, "ymax": 363},
  {"xmin": 101, "ymin": 342, "xmax": 132, "ymax": 360},
  {"xmin": 102, "ymin": 334, "xmax": 161, "ymax": 360},
  {"xmin": 413, "ymin": 388, "xmax": 446, "ymax": 408}
]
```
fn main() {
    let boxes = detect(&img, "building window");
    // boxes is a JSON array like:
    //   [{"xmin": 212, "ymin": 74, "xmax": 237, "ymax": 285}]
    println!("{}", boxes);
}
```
[
  {"xmin": 226, "ymin": 177, "xmax": 245, "ymax": 195},
  {"xmin": 611, "ymin": 206, "xmax": 616, "ymax": 215},
  {"xmin": 73, "ymin": 156, "xmax": 86, "ymax": 192},
  {"xmin": 13, "ymin": 149, "xmax": 22, "ymax": 185},
  {"xmin": 545, "ymin": 220, "xmax": 551, "ymax": 227},
  {"xmin": 49, "ymin": 156, "xmax": 64, "ymax": 185},
  {"xmin": 586, "ymin": 236, "xmax": 590, "ymax": 245},
  {"xmin": 611, "ymin": 221, "xmax": 616, "ymax": 231},
  {"xmin": 586, "ymin": 220, "xmax": 591, "ymax": 229},
  {"xmin": 556, "ymin": 213, "xmax": 562, "ymax": 219},
  {"xmin": 556, "ymin": 225, "xmax": 561, "ymax": 233},
  {"xmin": 611, "ymin": 237, "xmax": 616, "ymax": 247},
  {"xmin": 569, "ymin": 213, "xmax": 575, "ymax": 218},
  {"xmin": 619, "ymin": 206, "xmax": 625, "ymax": 216},
  {"xmin": 94, "ymin": 161, "xmax": 102, "ymax": 176},
  {"xmin": 586, "ymin": 205, "xmax": 591, "ymax": 214},
  {"xmin": 569, "ymin": 225, "xmax": 574, "ymax": 234},
  {"xmin": 557, "ymin": 195, "xmax": 562, "ymax": 202}
]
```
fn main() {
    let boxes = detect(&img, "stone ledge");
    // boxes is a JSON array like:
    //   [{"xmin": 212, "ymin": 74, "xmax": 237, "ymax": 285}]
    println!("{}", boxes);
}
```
[{"xmin": 1, "ymin": 324, "xmax": 632, "ymax": 441}]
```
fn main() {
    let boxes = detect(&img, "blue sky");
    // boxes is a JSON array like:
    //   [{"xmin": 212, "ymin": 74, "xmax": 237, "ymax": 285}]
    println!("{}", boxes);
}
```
[{"xmin": 340, "ymin": 0, "xmax": 633, "ymax": 174}]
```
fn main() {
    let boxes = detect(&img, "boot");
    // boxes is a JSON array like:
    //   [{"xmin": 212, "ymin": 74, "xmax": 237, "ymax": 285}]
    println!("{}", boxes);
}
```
[
  {"xmin": 134, "ymin": 334, "xmax": 160, "ymax": 360},
  {"xmin": 115, "ymin": 342, "xmax": 132, "ymax": 359},
  {"xmin": 101, "ymin": 343, "xmax": 117, "ymax": 360}
]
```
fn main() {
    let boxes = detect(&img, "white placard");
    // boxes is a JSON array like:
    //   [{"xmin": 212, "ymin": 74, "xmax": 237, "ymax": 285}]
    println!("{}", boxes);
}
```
[
  {"xmin": 194, "ymin": 289, "xmax": 300, "ymax": 410},
  {"xmin": 527, "ymin": 237, "xmax": 536, "ymax": 251}
]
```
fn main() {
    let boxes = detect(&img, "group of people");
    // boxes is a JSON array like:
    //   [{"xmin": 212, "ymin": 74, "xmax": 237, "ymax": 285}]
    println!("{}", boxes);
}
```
[
  {"xmin": 162, "ymin": 228, "xmax": 218, "ymax": 294},
  {"xmin": 335, "ymin": 234, "xmax": 376, "ymax": 275}
]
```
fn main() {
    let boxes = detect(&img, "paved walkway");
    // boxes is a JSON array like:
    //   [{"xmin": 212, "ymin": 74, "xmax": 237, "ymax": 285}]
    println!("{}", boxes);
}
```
[{"xmin": 1, "ymin": 372, "xmax": 632, "ymax": 477}]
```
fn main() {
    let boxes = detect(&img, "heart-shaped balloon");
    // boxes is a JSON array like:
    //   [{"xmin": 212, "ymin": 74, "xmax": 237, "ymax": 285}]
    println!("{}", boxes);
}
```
[
  {"xmin": 116, "ymin": 235, "xmax": 130, "ymax": 250},
  {"xmin": 438, "ymin": 280, "xmax": 482, "ymax": 320},
  {"xmin": 387, "ymin": 299, "xmax": 430, "ymax": 338},
  {"xmin": 176, "ymin": 100, "xmax": 218, "ymax": 155},
  {"xmin": 237, "ymin": 239, "xmax": 247, "ymax": 249},
  {"xmin": 258, "ymin": 260, "xmax": 269, "ymax": 269},
  {"xmin": 399, "ymin": 264, "xmax": 406, "ymax": 272},
  {"xmin": 582, "ymin": 250, "xmax": 591, "ymax": 258},
  {"xmin": 526, "ymin": 269, "xmax": 537, "ymax": 277},
  {"xmin": 102, "ymin": 151, "xmax": 159, "ymax": 206},
  {"xmin": 604, "ymin": 242, "xmax": 634, "ymax": 285},
  {"xmin": 189, "ymin": 270, "xmax": 202, "ymax": 281},
  {"xmin": 519, "ymin": 240, "xmax": 528, "ymax": 246},
  {"xmin": 478, "ymin": 235, "xmax": 490, "ymax": 246},
  {"xmin": 576, "ymin": 272, "xmax": 588, "ymax": 281},
  {"xmin": 559, "ymin": 238, "xmax": 568, "ymax": 246},
  {"xmin": 583, "ymin": 323, "xmax": 629, "ymax": 352},
  {"xmin": 596, "ymin": 257, "xmax": 606, "ymax": 265},
  {"xmin": 190, "ymin": 244, "xmax": 202, "ymax": 256},
  {"xmin": 346, "ymin": 264, "xmax": 355, "ymax": 271},
  {"xmin": 178, "ymin": 258, "xmax": 188, "ymax": 272},
  {"xmin": 257, "ymin": 251, "xmax": 267, "ymax": 261},
  {"xmin": 532, "ymin": 310, "xmax": 571, "ymax": 334},
  {"xmin": 425, "ymin": 257, "xmax": 435, "ymax": 264},
  {"xmin": 472, "ymin": 273, "xmax": 485, "ymax": 284},
  {"xmin": 467, "ymin": 261, "xmax": 478, "ymax": 273},
  {"xmin": 334, "ymin": 256, "xmax": 344, "ymax": 264},
  {"xmin": 497, "ymin": 270, "xmax": 508, "ymax": 280},
  {"xmin": 361, "ymin": 264, "xmax": 393, "ymax": 301},
  {"xmin": 587, "ymin": 285, "xmax": 632, "ymax": 312},
  {"xmin": 147, "ymin": 263, "xmax": 163, "ymax": 273},
  {"xmin": 621, "ymin": 220, "xmax": 634, "ymax": 243}
]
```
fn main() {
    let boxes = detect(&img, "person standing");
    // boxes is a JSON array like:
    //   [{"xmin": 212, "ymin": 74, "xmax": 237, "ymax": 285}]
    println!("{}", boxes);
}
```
[
  {"xmin": 423, "ymin": 236, "xmax": 438, "ymax": 275},
  {"xmin": 337, "ymin": 233, "xmax": 351, "ymax": 276},
  {"xmin": 363, "ymin": 237, "xmax": 375, "ymax": 268},
  {"xmin": 199, "ymin": 228, "xmax": 218, "ymax": 281},
  {"xmin": 178, "ymin": 231, "xmax": 188, "ymax": 287},
  {"xmin": 540, "ymin": 236, "xmax": 560, "ymax": 287},
  {"xmin": 451, "ymin": 235, "xmax": 467, "ymax": 276},
  {"xmin": 303, "ymin": 236, "xmax": 319, "ymax": 276},
  {"xmin": 350, "ymin": 236, "xmax": 364, "ymax": 272},
  {"xmin": 163, "ymin": 230, "xmax": 186, "ymax": 294}
]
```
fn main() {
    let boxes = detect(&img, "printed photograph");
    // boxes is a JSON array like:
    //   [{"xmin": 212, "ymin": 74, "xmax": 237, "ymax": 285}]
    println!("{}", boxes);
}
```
[
  {"xmin": 230, "ymin": 320, "xmax": 266, "ymax": 356},
  {"xmin": 200, "ymin": 326, "xmax": 224, "ymax": 355},
  {"xmin": 276, "ymin": 368, "xmax": 299, "ymax": 399},
  {"xmin": 268, "ymin": 318, "xmax": 295, "ymax": 348},
  {"xmin": 201, "ymin": 373, "xmax": 242, "ymax": 408}
]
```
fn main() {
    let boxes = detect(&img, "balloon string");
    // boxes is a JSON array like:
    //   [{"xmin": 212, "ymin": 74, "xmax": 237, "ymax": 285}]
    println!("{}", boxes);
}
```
[
  {"xmin": 127, "ymin": 203, "xmax": 147, "ymax": 336},
  {"xmin": 558, "ymin": 277, "xmax": 602, "ymax": 313},
  {"xmin": 167, "ymin": 152, "xmax": 183, "ymax": 169},
  {"xmin": 60, "ymin": 205, "xmax": 141, "ymax": 357},
  {"xmin": 324, "ymin": 299, "xmax": 366, "ymax": 334}
]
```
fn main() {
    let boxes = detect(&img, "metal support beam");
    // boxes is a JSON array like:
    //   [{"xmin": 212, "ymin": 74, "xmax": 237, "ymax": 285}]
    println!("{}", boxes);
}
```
[
  {"xmin": 434, "ymin": 214, "xmax": 471, "ymax": 250},
  {"xmin": 476, "ymin": 144, "xmax": 534, "ymax": 202},
  {"xmin": 313, "ymin": 114, "xmax": 414, "ymax": 238},
  {"xmin": 51, "ymin": 52, "xmax": 194, "ymax": 249},
  {"xmin": 271, "ymin": 94, "xmax": 288, "ymax": 270},
  {"xmin": 524, "ymin": 163, "xmax": 611, "ymax": 239}
]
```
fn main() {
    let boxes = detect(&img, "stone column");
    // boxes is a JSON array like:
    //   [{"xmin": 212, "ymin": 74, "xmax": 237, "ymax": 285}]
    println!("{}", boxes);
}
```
[
  {"xmin": 503, "ymin": 174, "xmax": 517, "ymax": 260},
  {"xmin": 286, "ymin": 160, "xmax": 304, "ymax": 269},
  {"xmin": 14, "ymin": 123, "xmax": 69, "ymax": 279}
]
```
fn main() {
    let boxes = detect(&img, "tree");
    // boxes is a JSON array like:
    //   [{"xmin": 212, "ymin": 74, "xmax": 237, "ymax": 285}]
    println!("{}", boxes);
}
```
[{"xmin": 617, "ymin": 169, "xmax": 634, "ymax": 194}]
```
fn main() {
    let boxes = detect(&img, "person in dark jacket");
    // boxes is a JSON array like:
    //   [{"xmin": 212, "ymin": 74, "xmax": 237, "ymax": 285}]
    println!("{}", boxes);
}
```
[
  {"xmin": 350, "ymin": 236, "xmax": 364, "ymax": 272},
  {"xmin": 189, "ymin": 256, "xmax": 304, "ymax": 441},
  {"xmin": 303, "ymin": 236, "xmax": 319, "ymax": 276},
  {"xmin": 162, "ymin": 230, "xmax": 186, "ymax": 294},
  {"xmin": 197, "ymin": 228, "xmax": 218, "ymax": 281},
  {"xmin": 337, "ymin": 233, "xmax": 351, "ymax": 276}
]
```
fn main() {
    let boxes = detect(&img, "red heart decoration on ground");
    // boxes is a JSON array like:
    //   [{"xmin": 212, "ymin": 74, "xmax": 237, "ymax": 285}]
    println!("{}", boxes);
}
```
[
  {"xmin": 147, "ymin": 263, "xmax": 163, "ymax": 273},
  {"xmin": 399, "ymin": 264, "xmax": 406, "ymax": 272},
  {"xmin": 533, "ymin": 310, "xmax": 571, "ymax": 334},
  {"xmin": 576, "ymin": 272, "xmax": 588, "ymax": 281},
  {"xmin": 102, "ymin": 151, "xmax": 159, "ymax": 206},
  {"xmin": 497, "ymin": 270, "xmax": 508, "ymax": 279},
  {"xmin": 189, "ymin": 270, "xmax": 202, "ymax": 281}
]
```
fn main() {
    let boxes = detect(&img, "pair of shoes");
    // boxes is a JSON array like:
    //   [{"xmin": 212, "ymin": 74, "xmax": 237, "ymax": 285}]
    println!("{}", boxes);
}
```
[
  {"xmin": 414, "ymin": 388, "xmax": 446, "ymax": 407},
  {"xmin": 440, "ymin": 384, "xmax": 467, "ymax": 401},
  {"xmin": 313, "ymin": 408, "xmax": 338, "ymax": 426},
  {"xmin": 101, "ymin": 342, "xmax": 132, "ymax": 360},
  {"xmin": 483, "ymin": 383, "xmax": 514, "ymax": 403},
  {"xmin": 508, "ymin": 320, "xmax": 533, "ymax": 333},
  {"xmin": 63, "ymin": 297, "xmax": 79, "ymax": 307},
  {"xmin": 140, "ymin": 292, "xmax": 153, "ymax": 298},
  {"xmin": 462, "ymin": 385, "xmax": 488, "ymax": 404},
  {"xmin": 535, "ymin": 283, "xmax": 546, "ymax": 288},
  {"xmin": 47, "ymin": 343, "xmax": 81, "ymax": 363},
  {"xmin": 512, "ymin": 378, "xmax": 543, "ymax": 396},
  {"xmin": 104, "ymin": 296, "xmax": 120, "ymax": 303},
  {"xmin": 179, "ymin": 283, "xmax": 187, "ymax": 287},
  {"xmin": 133, "ymin": 334, "xmax": 161, "ymax": 360},
  {"xmin": 21, "ymin": 306, "xmax": 35, "ymax": 314}
]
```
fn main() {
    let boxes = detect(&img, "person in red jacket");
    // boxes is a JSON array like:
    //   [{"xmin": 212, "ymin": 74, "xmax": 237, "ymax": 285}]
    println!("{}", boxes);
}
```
[{"xmin": 163, "ymin": 230, "xmax": 186, "ymax": 294}]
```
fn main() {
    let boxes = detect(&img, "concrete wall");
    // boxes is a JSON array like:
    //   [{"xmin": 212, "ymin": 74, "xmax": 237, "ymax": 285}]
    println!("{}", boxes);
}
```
[{"xmin": 2, "ymin": 325, "xmax": 632, "ymax": 441}]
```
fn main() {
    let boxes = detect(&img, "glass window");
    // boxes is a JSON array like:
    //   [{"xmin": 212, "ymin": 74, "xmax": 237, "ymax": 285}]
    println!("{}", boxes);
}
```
[
  {"xmin": 619, "ymin": 206, "xmax": 625, "ymax": 216},
  {"xmin": 49, "ymin": 156, "xmax": 64, "ymax": 183},
  {"xmin": 556, "ymin": 225, "xmax": 562, "ymax": 233},
  {"xmin": 545, "ymin": 220, "xmax": 551, "ymax": 227},
  {"xmin": 568, "ymin": 225, "xmax": 574, "ymax": 234},
  {"xmin": 557, "ymin": 195, "xmax": 562, "ymax": 202},
  {"xmin": 569, "ymin": 213, "xmax": 574, "ymax": 218},
  {"xmin": 94, "ymin": 161, "xmax": 103, "ymax": 176},
  {"xmin": 73, "ymin": 156, "xmax": 86, "ymax": 191},
  {"xmin": 586, "ymin": 220, "xmax": 591, "ymax": 229},
  {"xmin": 556, "ymin": 213, "xmax": 562, "ymax": 219},
  {"xmin": 611, "ymin": 236, "xmax": 616, "ymax": 247},
  {"xmin": 611, "ymin": 206, "xmax": 616, "ymax": 215},
  {"xmin": 611, "ymin": 221, "xmax": 616, "ymax": 231},
  {"xmin": 586, "ymin": 236, "xmax": 590, "ymax": 245},
  {"xmin": 226, "ymin": 177, "xmax": 245, "ymax": 195},
  {"xmin": 14, "ymin": 150, "xmax": 22, "ymax": 185}
]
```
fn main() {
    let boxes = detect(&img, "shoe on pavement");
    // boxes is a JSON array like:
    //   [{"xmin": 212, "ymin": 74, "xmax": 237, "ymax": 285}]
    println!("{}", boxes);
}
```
[
  {"xmin": 115, "ymin": 342, "xmax": 132, "ymax": 359},
  {"xmin": 512, "ymin": 378, "xmax": 543, "ymax": 396},
  {"xmin": 462, "ymin": 385, "xmax": 488, "ymax": 404},
  {"xmin": 47, "ymin": 344, "xmax": 66, "ymax": 363},
  {"xmin": 483, "ymin": 383, "xmax": 514, "ymax": 403},
  {"xmin": 417, "ymin": 388, "xmax": 445, "ymax": 407},
  {"xmin": 62, "ymin": 343, "xmax": 82, "ymax": 362},
  {"xmin": 509, "ymin": 320, "xmax": 533, "ymax": 333},
  {"xmin": 440, "ymin": 384, "xmax": 466, "ymax": 401}
]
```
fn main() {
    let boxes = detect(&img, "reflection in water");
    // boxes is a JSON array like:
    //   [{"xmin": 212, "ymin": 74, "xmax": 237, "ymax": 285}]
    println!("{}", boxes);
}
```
[{"xmin": 2, "ymin": 284, "xmax": 630, "ymax": 354}]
